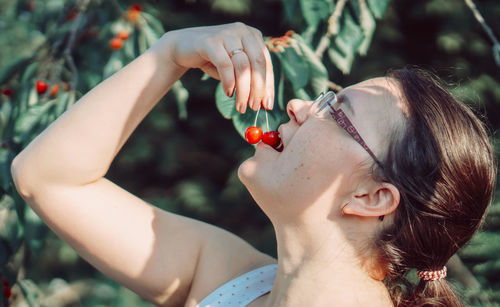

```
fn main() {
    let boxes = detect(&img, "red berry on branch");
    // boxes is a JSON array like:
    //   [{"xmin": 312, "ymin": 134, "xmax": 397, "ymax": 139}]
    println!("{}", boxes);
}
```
[
  {"xmin": 109, "ymin": 37, "xmax": 123, "ymax": 50},
  {"xmin": 36, "ymin": 80, "xmax": 48, "ymax": 94},
  {"xmin": 127, "ymin": 5, "xmax": 141, "ymax": 21},
  {"xmin": 3, "ymin": 287, "xmax": 11, "ymax": 299},
  {"xmin": 117, "ymin": 31, "xmax": 130, "ymax": 40},
  {"xmin": 262, "ymin": 131, "xmax": 280, "ymax": 148},
  {"xmin": 245, "ymin": 126, "xmax": 263, "ymax": 144},
  {"xmin": 2, "ymin": 88, "xmax": 13, "ymax": 97},
  {"xmin": 50, "ymin": 83, "xmax": 59, "ymax": 97},
  {"xmin": 65, "ymin": 9, "xmax": 79, "ymax": 21},
  {"xmin": 130, "ymin": 4, "xmax": 142, "ymax": 12}
]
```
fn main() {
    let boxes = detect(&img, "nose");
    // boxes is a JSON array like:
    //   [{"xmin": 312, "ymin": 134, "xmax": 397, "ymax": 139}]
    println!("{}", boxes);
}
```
[{"xmin": 286, "ymin": 99, "xmax": 314, "ymax": 125}]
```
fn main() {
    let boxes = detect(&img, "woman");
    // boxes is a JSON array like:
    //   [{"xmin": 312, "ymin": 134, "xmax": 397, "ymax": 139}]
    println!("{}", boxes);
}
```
[{"xmin": 10, "ymin": 22, "xmax": 496, "ymax": 306}]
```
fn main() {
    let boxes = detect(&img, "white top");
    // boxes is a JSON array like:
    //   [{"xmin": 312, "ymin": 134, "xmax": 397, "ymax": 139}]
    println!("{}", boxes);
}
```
[{"xmin": 196, "ymin": 264, "xmax": 278, "ymax": 307}]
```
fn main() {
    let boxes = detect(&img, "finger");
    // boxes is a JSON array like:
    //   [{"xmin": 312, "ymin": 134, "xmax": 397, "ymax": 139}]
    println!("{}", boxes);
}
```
[
  {"xmin": 249, "ymin": 27, "xmax": 274, "ymax": 110},
  {"xmin": 203, "ymin": 43, "xmax": 236, "ymax": 98},
  {"xmin": 260, "ymin": 35, "xmax": 275, "ymax": 110},
  {"xmin": 225, "ymin": 44, "xmax": 251, "ymax": 114},
  {"xmin": 241, "ymin": 31, "xmax": 267, "ymax": 111},
  {"xmin": 231, "ymin": 51, "xmax": 252, "ymax": 113}
]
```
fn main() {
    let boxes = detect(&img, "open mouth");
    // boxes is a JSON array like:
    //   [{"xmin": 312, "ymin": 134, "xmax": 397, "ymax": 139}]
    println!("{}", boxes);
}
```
[{"xmin": 274, "ymin": 140, "xmax": 283, "ymax": 152}]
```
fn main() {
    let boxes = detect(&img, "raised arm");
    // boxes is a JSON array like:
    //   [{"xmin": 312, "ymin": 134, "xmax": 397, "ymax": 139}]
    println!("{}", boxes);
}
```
[{"xmin": 10, "ymin": 22, "xmax": 275, "ymax": 306}]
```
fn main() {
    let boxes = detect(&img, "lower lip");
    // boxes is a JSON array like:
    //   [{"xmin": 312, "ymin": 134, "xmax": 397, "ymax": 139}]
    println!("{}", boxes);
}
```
[{"xmin": 256, "ymin": 142, "xmax": 283, "ymax": 152}]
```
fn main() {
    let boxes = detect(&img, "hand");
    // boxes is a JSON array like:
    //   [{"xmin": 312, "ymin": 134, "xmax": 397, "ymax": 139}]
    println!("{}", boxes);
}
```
[{"xmin": 161, "ymin": 22, "xmax": 274, "ymax": 113}]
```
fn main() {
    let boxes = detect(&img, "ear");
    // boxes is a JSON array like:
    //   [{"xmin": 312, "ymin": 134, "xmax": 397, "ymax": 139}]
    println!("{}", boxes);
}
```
[{"xmin": 342, "ymin": 182, "xmax": 400, "ymax": 218}]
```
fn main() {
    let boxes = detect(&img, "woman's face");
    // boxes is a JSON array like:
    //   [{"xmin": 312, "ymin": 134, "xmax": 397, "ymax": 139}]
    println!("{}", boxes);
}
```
[{"xmin": 238, "ymin": 77, "xmax": 405, "ymax": 220}]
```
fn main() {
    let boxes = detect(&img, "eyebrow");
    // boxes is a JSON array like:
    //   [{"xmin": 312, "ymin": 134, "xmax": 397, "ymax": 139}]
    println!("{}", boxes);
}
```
[{"xmin": 336, "ymin": 93, "xmax": 355, "ymax": 114}]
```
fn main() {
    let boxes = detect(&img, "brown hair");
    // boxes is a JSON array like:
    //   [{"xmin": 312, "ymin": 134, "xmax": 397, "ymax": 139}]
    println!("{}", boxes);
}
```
[{"xmin": 375, "ymin": 68, "xmax": 497, "ymax": 306}]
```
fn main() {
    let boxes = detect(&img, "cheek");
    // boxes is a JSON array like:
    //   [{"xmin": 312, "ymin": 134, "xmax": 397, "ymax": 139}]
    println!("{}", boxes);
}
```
[{"xmin": 272, "ymin": 126, "xmax": 360, "ymax": 206}]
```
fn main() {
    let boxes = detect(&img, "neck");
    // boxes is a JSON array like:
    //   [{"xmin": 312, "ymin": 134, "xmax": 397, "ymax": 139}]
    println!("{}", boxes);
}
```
[{"xmin": 263, "ymin": 221, "xmax": 392, "ymax": 307}]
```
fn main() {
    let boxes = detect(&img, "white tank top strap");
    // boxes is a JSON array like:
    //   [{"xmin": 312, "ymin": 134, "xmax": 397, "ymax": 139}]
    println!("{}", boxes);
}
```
[{"xmin": 196, "ymin": 264, "xmax": 278, "ymax": 307}]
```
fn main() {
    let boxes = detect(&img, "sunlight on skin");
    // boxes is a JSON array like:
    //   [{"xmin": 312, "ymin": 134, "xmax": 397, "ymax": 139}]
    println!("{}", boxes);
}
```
[{"xmin": 238, "ymin": 77, "xmax": 405, "ymax": 222}]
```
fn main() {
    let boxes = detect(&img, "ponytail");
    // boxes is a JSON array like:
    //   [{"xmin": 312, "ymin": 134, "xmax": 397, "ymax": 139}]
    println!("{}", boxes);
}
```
[{"xmin": 398, "ymin": 278, "xmax": 464, "ymax": 307}]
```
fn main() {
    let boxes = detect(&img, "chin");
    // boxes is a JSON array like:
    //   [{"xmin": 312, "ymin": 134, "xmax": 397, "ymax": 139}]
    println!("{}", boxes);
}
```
[
  {"xmin": 238, "ymin": 157, "xmax": 273, "ymax": 199},
  {"xmin": 237, "ymin": 157, "xmax": 258, "ymax": 187}
]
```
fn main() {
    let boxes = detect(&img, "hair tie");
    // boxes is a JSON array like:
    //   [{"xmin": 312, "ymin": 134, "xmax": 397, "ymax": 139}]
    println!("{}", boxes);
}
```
[{"xmin": 417, "ymin": 266, "xmax": 447, "ymax": 281}]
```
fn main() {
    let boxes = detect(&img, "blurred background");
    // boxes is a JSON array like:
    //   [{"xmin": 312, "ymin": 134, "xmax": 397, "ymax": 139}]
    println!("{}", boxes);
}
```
[{"xmin": 0, "ymin": 0, "xmax": 499, "ymax": 306}]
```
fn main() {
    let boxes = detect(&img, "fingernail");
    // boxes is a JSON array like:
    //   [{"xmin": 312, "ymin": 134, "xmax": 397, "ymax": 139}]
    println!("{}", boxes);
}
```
[
  {"xmin": 266, "ymin": 97, "xmax": 273, "ymax": 110},
  {"xmin": 249, "ymin": 99, "xmax": 257, "ymax": 111}
]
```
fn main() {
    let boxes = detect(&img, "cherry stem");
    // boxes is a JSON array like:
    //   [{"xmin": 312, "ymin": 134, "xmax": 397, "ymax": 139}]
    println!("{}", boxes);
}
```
[
  {"xmin": 253, "ymin": 107, "xmax": 261, "ymax": 127},
  {"xmin": 265, "ymin": 109, "xmax": 270, "ymax": 132}
]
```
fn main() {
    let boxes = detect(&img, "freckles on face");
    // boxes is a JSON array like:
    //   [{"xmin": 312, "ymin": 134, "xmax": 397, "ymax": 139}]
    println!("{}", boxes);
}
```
[{"xmin": 238, "ymin": 117, "xmax": 365, "ymax": 207}]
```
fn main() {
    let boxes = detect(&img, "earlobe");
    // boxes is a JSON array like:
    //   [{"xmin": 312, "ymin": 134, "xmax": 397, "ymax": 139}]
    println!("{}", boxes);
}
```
[{"xmin": 342, "ymin": 183, "xmax": 400, "ymax": 218}]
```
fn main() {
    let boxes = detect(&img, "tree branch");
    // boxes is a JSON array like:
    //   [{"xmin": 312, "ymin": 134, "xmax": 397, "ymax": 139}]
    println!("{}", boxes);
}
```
[
  {"xmin": 314, "ymin": 0, "xmax": 347, "ymax": 58},
  {"xmin": 463, "ymin": 0, "xmax": 500, "ymax": 66},
  {"xmin": 62, "ymin": 0, "xmax": 92, "ymax": 91}
]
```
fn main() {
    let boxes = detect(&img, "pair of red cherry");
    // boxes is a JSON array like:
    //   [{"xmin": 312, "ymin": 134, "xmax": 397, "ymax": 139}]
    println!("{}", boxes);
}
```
[
  {"xmin": 243, "ymin": 106, "xmax": 283, "ymax": 151},
  {"xmin": 245, "ymin": 127, "xmax": 279, "ymax": 145}
]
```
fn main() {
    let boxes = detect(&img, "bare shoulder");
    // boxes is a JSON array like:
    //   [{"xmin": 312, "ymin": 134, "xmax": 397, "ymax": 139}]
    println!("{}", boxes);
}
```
[{"xmin": 184, "ymin": 222, "xmax": 277, "ymax": 306}]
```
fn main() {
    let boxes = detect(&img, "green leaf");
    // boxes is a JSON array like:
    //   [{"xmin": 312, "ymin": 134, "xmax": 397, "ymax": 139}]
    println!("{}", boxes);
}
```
[
  {"xmin": 367, "ymin": 0, "xmax": 390, "ymax": 19},
  {"xmin": 357, "ymin": 2, "xmax": 376, "ymax": 55},
  {"xmin": 20, "ymin": 62, "xmax": 38, "ymax": 84},
  {"xmin": 472, "ymin": 258, "xmax": 500, "ymax": 279},
  {"xmin": 18, "ymin": 279, "xmax": 43, "ymax": 307},
  {"xmin": 215, "ymin": 83, "xmax": 237, "ymax": 119},
  {"xmin": 276, "ymin": 73, "xmax": 285, "ymax": 110},
  {"xmin": 328, "ymin": 11, "xmax": 364, "ymax": 74},
  {"xmin": 211, "ymin": 0, "xmax": 251, "ymax": 15},
  {"xmin": 0, "ymin": 194, "xmax": 18, "ymax": 241},
  {"xmin": 13, "ymin": 101, "xmax": 54, "ymax": 144},
  {"xmin": 138, "ymin": 26, "xmax": 149, "ymax": 54},
  {"xmin": 0, "ymin": 193, "xmax": 21, "ymax": 262},
  {"xmin": 141, "ymin": 12, "xmax": 165, "ymax": 36},
  {"xmin": 0, "ymin": 148, "xmax": 15, "ymax": 192},
  {"xmin": 123, "ymin": 32, "xmax": 136, "ymax": 60},
  {"xmin": 460, "ymin": 231, "xmax": 500, "ymax": 261},
  {"xmin": 141, "ymin": 24, "xmax": 161, "ymax": 48},
  {"xmin": 283, "ymin": 0, "xmax": 301, "ymax": 23},
  {"xmin": 275, "ymin": 45, "xmax": 309, "ymax": 91},
  {"xmin": 0, "ymin": 56, "xmax": 32, "ymax": 85},
  {"xmin": 0, "ymin": 100, "xmax": 13, "ymax": 139},
  {"xmin": 294, "ymin": 87, "xmax": 312, "ymax": 100},
  {"xmin": 24, "ymin": 206, "xmax": 48, "ymax": 255},
  {"xmin": 172, "ymin": 80, "xmax": 189, "ymax": 119},
  {"xmin": 103, "ymin": 52, "xmax": 124, "ymax": 79},
  {"xmin": 294, "ymin": 34, "xmax": 328, "ymax": 95},
  {"xmin": 300, "ymin": 0, "xmax": 332, "ymax": 28},
  {"xmin": 53, "ymin": 92, "xmax": 72, "ymax": 117},
  {"xmin": 0, "ymin": 241, "xmax": 8, "ymax": 268}
]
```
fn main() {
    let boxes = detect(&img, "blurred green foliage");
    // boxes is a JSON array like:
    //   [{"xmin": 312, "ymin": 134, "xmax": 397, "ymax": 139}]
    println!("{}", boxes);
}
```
[{"xmin": 0, "ymin": 0, "xmax": 499, "ymax": 306}]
